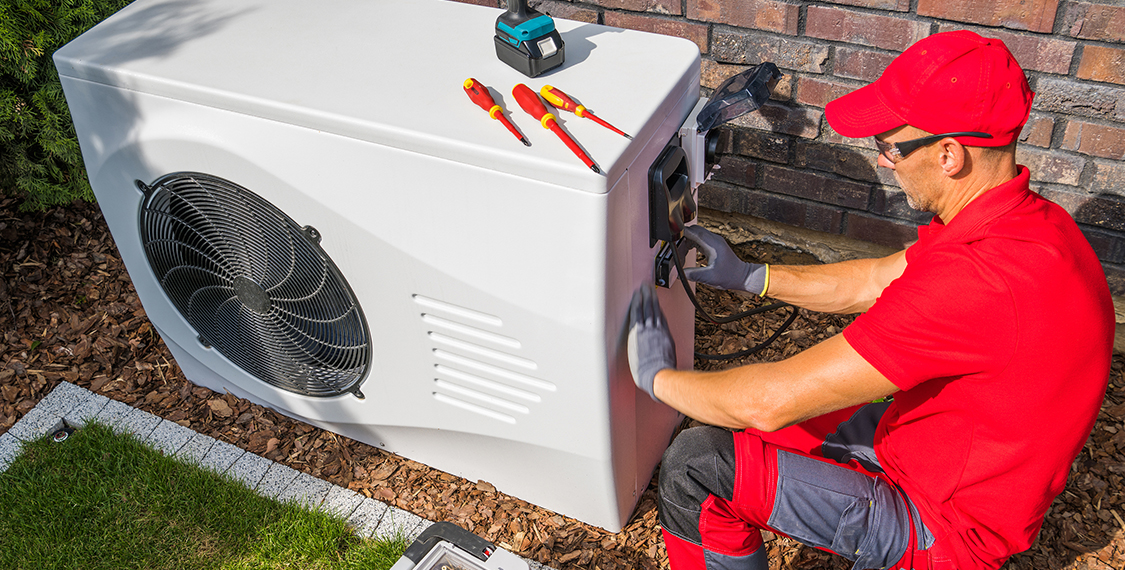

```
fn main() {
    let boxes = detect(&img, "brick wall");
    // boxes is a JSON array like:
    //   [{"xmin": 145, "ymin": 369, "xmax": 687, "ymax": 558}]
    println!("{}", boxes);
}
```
[{"xmin": 459, "ymin": 0, "xmax": 1125, "ymax": 293}]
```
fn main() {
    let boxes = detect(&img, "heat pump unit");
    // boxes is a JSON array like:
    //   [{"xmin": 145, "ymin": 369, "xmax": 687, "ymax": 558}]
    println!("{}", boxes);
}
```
[{"xmin": 55, "ymin": 0, "xmax": 703, "ymax": 531}]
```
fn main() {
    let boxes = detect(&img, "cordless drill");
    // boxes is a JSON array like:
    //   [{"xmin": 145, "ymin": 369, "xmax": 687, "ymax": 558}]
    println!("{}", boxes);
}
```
[{"xmin": 494, "ymin": 0, "xmax": 564, "ymax": 77}]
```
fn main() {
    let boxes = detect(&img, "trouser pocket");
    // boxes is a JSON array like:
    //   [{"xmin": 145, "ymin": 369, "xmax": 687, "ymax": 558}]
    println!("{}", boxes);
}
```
[{"xmin": 767, "ymin": 451, "xmax": 911, "ymax": 570}]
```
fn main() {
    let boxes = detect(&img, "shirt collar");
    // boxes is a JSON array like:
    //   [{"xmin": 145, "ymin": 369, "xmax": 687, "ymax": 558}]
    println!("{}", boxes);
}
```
[{"xmin": 917, "ymin": 166, "xmax": 1031, "ymax": 243}]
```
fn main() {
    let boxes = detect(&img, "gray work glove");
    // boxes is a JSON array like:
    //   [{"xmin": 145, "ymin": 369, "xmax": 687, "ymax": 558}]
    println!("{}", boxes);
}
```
[
  {"xmin": 682, "ymin": 225, "xmax": 769, "ymax": 295},
  {"xmin": 626, "ymin": 286, "xmax": 676, "ymax": 402}
]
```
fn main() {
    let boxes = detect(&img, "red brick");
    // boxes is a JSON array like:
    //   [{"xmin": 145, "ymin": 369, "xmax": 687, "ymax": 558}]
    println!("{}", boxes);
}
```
[
  {"xmin": 936, "ymin": 24, "xmax": 1076, "ymax": 74},
  {"xmin": 702, "ymin": 60, "xmax": 793, "ymax": 100},
  {"xmin": 1018, "ymin": 113, "xmax": 1054, "ymax": 148},
  {"xmin": 728, "ymin": 102, "xmax": 823, "ymax": 139},
  {"xmin": 1091, "ymin": 159, "xmax": 1125, "ymax": 197},
  {"xmin": 761, "ymin": 164, "xmax": 871, "ymax": 209},
  {"xmin": 712, "ymin": 30, "xmax": 830, "ymax": 72},
  {"xmin": 834, "ymin": 47, "xmax": 897, "ymax": 83},
  {"xmin": 1037, "ymin": 186, "xmax": 1092, "ymax": 220},
  {"xmin": 1105, "ymin": 265, "xmax": 1125, "ymax": 296},
  {"xmin": 819, "ymin": 130, "xmax": 906, "ymax": 188},
  {"xmin": 917, "ymin": 0, "xmax": 1060, "ymax": 34},
  {"xmin": 588, "ymin": 0, "xmax": 681, "ymax": 16},
  {"xmin": 1015, "ymin": 146, "xmax": 1087, "ymax": 185},
  {"xmin": 731, "ymin": 129, "xmax": 791, "ymax": 164},
  {"xmin": 806, "ymin": 6, "xmax": 929, "ymax": 52},
  {"xmin": 686, "ymin": 0, "xmax": 799, "ymax": 35},
  {"xmin": 870, "ymin": 186, "xmax": 936, "ymax": 224},
  {"xmin": 701, "ymin": 185, "xmax": 847, "ymax": 235},
  {"xmin": 1061, "ymin": 120, "xmax": 1125, "ymax": 160},
  {"xmin": 1073, "ymin": 225, "xmax": 1120, "ymax": 265},
  {"xmin": 795, "ymin": 77, "xmax": 855, "ymax": 109},
  {"xmin": 1033, "ymin": 76, "xmax": 1125, "ymax": 121},
  {"xmin": 1078, "ymin": 45, "xmax": 1125, "ymax": 86},
  {"xmin": 822, "ymin": 129, "xmax": 898, "ymax": 185},
  {"xmin": 712, "ymin": 155, "xmax": 760, "ymax": 187},
  {"xmin": 697, "ymin": 182, "xmax": 742, "ymax": 215},
  {"xmin": 1060, "ymin": 193, "xmax": 1125, "ymax": 232},
  {"xmin": 1063, "ymin": 2, "xmax": 1125, "ymax": 43},
  {"xmin": 534, "ymin": 1, "xmax": 600, "ymax": 22},
  {"xmin": 845, "ymin": 212, "xmax": 921, "ymax": 249},
  {"xmin": 603, "ymin": 12, "xmax": 709, "ymax": 52},
  {"xmin": 701, "ymin": 59, "xmax": 743, "ymax": 90},
  {"xmin": 817, "ymin": 0, "xmax": 909, "ymax": 11},
  {"xmin": 794, "ymin": 140, "xmax": 881, "ymax": 183}
]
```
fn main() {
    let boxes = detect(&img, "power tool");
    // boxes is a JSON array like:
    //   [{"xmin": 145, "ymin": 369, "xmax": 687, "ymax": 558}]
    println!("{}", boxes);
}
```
[{"xmin": 494, "ymin": 0, "xmax": 564, "ymax": 77}]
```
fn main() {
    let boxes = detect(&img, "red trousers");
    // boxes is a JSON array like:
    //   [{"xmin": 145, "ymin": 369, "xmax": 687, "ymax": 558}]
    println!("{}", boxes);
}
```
[{"xmin": 657, "ymin": 404, "xmax": 953, "ymax": 570}]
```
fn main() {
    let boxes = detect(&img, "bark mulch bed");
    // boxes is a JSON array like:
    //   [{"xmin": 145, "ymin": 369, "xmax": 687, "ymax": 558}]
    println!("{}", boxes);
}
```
[{"xmin": 2, "ymin": 198, "xmax": 1123, "ymax": 570}]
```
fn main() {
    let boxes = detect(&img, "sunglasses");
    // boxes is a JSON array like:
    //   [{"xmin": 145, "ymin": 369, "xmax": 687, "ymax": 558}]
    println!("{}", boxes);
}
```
[{"xmin": 873, "ymin": 131, "xmax": 993, "ymax": 162}]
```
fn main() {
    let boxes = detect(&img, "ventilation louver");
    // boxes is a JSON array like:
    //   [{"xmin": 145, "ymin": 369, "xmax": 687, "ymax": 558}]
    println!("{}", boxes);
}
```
[{"xmin": 138, "ymin": 173, "xmax": 370, "ymax": 398}]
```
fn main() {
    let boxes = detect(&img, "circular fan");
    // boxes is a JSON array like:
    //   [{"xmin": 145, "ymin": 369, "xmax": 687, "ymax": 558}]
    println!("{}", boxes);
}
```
[{"xmin": 138, "ymin": 172, "xmax": 370, "ymax": 398}]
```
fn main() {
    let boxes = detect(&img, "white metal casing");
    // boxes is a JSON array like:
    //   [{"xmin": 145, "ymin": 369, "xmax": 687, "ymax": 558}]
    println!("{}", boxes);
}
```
[{"xmin": 54, "ymin": 0, "xmax": 701, "ymax": 531}]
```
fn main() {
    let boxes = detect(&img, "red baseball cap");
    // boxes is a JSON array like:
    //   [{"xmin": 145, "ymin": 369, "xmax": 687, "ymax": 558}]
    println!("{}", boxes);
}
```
[{"xmin": 825, "ymin": 30, "xmax": 1033, "ymax": 147}]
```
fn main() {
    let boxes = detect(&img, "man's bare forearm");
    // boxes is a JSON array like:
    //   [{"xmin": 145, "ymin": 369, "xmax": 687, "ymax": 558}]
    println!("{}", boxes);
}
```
[
  {"xmin": 653, "ymin": 334, "xmax": 899, "ymax": 431},
  {"xmin": 764, "ymin": 250, "xmax": 908, "ymax": 314}
]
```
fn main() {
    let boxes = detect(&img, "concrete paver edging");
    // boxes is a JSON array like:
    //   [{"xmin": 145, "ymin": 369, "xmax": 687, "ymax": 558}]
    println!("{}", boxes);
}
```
[{"xmin": 0, "ymin": 382, "xmax": 552, "ymax": 570}]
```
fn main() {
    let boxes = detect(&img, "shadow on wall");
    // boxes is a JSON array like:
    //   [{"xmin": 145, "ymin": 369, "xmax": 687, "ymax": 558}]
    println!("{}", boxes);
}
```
[
  {"xmin": 1072, "ymin": 196, "xmax": 1125, "ymax": 296},
  {"xmin": 700, "ymin": 92, "xmax": 932, "ymax": 255}
]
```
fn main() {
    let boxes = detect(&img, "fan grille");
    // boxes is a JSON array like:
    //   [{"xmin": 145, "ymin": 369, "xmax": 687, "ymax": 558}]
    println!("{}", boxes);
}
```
[{"xmin": 139, "ymin": 173, "xmax": 370, "ymax": 398}]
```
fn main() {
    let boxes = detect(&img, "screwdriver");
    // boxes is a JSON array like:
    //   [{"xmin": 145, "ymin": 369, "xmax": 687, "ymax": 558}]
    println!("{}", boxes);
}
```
[
  {"xmin": 512, "ymin": 83, "xmax": 600, "ymax": 173},
  {"xmin": 464, "ymin": 78, "xmax": 530, "ymax": 146},
  {"xmin": 540, "ymin": 85, "xmax": 632, "ymax": 140}
]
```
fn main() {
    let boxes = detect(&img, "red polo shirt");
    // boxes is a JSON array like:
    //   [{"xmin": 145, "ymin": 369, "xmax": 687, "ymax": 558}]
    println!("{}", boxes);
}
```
[{"xmin": 843, "ymin": 167, "xmax": 1114, "ymax": 569}]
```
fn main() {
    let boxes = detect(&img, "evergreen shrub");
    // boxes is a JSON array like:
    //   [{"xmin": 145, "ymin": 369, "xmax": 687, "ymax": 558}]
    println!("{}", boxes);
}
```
[{"xmin": 1, "ymin": 0, "xmax": 133, "ymax": 211}]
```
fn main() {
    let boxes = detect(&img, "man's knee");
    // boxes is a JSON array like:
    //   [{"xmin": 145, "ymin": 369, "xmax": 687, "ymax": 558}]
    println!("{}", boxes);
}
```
[{"xmin": 658, "ymin": 426, "xmax": 737, "ymax": 538}]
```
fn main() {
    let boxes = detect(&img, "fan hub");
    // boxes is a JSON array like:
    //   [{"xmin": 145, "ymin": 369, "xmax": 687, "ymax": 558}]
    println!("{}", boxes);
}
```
[{"xmin": 233, "ymin": 276, "xmax": 271, "ymax": 314}]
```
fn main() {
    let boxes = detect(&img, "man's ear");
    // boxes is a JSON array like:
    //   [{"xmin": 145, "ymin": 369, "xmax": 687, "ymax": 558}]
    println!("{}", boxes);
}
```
[{"xmin": 937, "ymin": 138, "xmax": 966, "ymax": 177}]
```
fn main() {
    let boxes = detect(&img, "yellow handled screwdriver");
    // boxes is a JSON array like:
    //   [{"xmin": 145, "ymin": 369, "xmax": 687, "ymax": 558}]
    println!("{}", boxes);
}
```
[{"xmin": 540, "ymin": 85, "xmax": 632, "ymax": 140}]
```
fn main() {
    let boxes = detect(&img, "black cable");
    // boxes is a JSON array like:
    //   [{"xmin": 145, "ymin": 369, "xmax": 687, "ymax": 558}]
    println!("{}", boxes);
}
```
[
  {"xmin": 666, "ymin": 237, "xmax": 799, "ymax": 360},
  {"xmin": 694, "ymin": 305, "xmax": 799, "ymax": 361}
]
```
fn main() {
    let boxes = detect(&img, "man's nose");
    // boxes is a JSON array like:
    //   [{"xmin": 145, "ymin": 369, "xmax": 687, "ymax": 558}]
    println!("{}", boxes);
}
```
[{"xmin": 877, "ymin": 153, "xmax": 897, "ymax": 170}]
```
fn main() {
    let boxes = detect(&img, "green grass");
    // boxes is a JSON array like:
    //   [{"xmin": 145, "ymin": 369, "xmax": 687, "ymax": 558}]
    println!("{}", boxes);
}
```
[{"xmin": 0, "ymin": 422, "xmax": 409, "ymax": 570}]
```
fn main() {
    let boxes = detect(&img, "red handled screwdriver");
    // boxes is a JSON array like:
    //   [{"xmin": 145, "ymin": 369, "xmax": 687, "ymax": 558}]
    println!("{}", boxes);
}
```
[
  {"xmin": 512, "ymin": 83, "xmax": 600, "ymax": 173},
  {"xmin": 464, "ymin": 78, "xmax": 530, "ymax": 146},
  {"xmin": 540, "ymin": 85, "xmax": 632, "ymax": 140}
]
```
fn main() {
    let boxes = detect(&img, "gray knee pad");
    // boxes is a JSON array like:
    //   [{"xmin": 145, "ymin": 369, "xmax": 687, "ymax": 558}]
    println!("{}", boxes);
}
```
[{"xmin": 658, "ymin": 426, "xmax": 736, "ymax": 543}]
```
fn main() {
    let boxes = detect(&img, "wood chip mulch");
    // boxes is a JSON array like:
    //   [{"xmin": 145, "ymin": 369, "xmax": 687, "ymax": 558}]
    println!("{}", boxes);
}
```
[{"xmin": 2, "ymin": 198, "xmax": 1123, "ymax": 570}]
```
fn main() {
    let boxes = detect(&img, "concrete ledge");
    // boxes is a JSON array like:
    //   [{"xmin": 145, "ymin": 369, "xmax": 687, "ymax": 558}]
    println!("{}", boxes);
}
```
[
  {"xmin": 118, "ymin": 407, "xmax": 163, "ymax": 439},
  {"xmin": 255, "ymin": 461, "xmax": 301, "ymax": 500},
  {"xmin": 226, "ymin": 450, "xmax": 274, "ymax": 490},
  {"xmin": 322, "ymin": 485, "xmax": 366, "ymax": 520},
  {"xmin": 200, "ymin": 440, "xmax": 247, "ymax": 474},
  {"xmin": 347, "ymin": 497, "xmax": 389, "ymax": 537},
  {"xmin": 95, "ymin": 399, "xmax": 135, "ymax": 433},
  {"xmin": 142, "ymin": 420, "xmax": 196, "ymax": 456},
  {"xmin": 65, "ymin": 391, "xmax": 110, "ymax": 427},
  {"xmin": 278, "ymin": 471, "xmax": 333, "ymax": 509},
  {"xmin": 0, "ymin": 432, "xmax": 20, "ymax": 472},
  {"xmin": 175, "ymin": 432, "xmax": 218, "ymax": 464}
]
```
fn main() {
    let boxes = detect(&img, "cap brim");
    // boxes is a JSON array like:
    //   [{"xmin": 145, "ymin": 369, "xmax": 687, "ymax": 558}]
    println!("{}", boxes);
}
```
[{"xmin": 825, "ymin": 82, "xmax": 907, "ymax": 138}]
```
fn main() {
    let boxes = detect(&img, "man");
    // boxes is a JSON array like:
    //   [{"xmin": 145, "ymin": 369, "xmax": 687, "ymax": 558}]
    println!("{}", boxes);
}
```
[{"xmin": 627, "ymin": 30, "xmax": 1114, "ymax": 570}]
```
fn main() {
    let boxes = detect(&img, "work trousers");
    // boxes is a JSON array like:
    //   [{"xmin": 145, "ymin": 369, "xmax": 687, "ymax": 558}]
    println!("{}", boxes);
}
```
[{"xmin": 658, "ymin": 403, "xmax": 952, "ymax": 570}]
